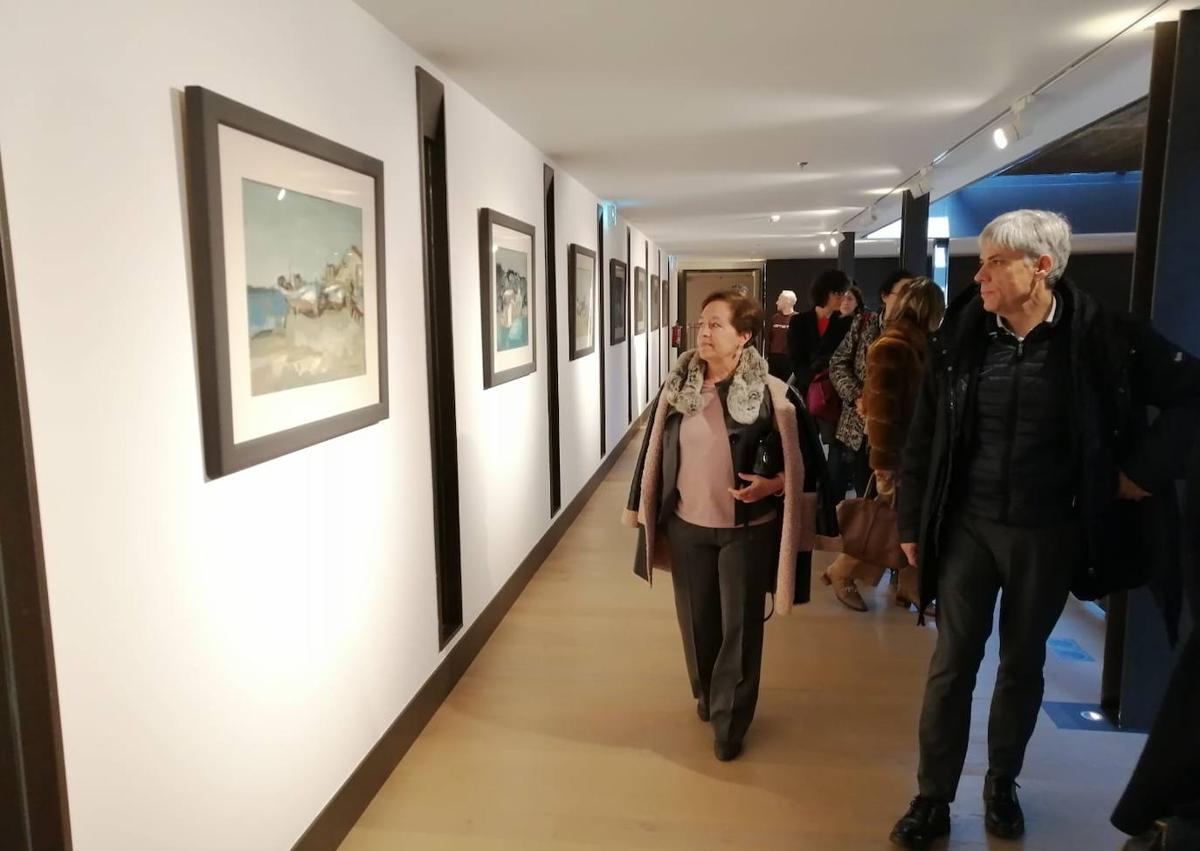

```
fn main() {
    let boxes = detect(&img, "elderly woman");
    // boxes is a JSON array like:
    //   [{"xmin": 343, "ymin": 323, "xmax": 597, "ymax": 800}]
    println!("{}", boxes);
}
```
[
  {"xmin": 624, "ymin": 289, "xmax": 838, "ymax": 761},
  {"xmin": 826, "ymin": 282, "xmax": 881, "ymax": 504},
  {"xmin": 822, "ymin": 277, "xmax": 945, "ymax": 612}
]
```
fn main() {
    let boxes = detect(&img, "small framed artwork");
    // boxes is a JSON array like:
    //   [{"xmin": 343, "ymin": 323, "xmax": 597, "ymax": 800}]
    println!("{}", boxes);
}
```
[
  {"xmin": 634, "ymin": 266, "xmax": 647, "ymax": 335},
  {"xmin": 183, "ymin": 85, "xmax": 388, "ymax": 479},
  {"xmin": 609, "ymin": 259, "xmax": 627, "ymax": 345},
  {"xmin": 661, "ymin": 276, "xmax": 670, "ymax": 327},
  {"xmin": 567, "ymin": 244, "xmax": 596, "ymax": 360},
  {"xmin": 479, "ymin": 208, "xmax": 537, "ymax": 388},
  {"xmin": 650, "ymin": 274, "xmax": 660, "ymax": 331}
]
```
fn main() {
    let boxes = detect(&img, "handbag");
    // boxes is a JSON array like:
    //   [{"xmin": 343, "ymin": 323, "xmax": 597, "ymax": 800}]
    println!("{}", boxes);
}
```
[
  {"xmin": 835, "ymin": 474, "xmax": 908, "ymax": 571},
  {"xmin": 806, "ymin": 370, "xmax": 842, "ymax": 423}
]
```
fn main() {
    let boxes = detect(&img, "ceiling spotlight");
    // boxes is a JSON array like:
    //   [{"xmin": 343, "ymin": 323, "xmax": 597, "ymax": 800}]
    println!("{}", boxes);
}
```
[
  {"xmin": 770, "ymin": 214, "xmax": 781, "ymax": 223},
  {"xmin": 829, "ymin": 237, "xmax": 838, "ymax": 248},
  {"xmin": 993, "ymin": 96, "xmax": 1032, "ymax": 151},
  {"xmin": 818, "ymin": 243, "xmax": 827, "ymax": 253}
]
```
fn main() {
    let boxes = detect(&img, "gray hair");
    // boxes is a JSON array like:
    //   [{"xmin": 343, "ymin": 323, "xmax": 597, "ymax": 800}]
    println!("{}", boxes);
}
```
[
  {"xmin": 779, "ymin": 289, "xmax": 797, "ymax": 304},
  {"xmin": 979, "ymin": 210, "xmax": 1072, "ymax": 285}
]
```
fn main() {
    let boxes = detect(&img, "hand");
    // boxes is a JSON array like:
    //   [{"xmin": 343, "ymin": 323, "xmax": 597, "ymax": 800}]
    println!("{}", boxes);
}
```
[
  {"xmin": 900, "ymin": 542, "xmax": 918, "ymax": 568},
  {"xmin": 1116, "ymin": 471, "xmax": 1152, "ymax": 501},
  {"xmin": 730, "ymin": 473, "xmax": 784, "ymax": 504},
  {"xmin": 855, "ymin": 396, "xmax": 866, "ymax": 417}
]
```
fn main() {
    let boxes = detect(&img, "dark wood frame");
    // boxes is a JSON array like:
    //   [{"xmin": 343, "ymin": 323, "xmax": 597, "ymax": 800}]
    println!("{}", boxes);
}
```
[
  {"xmin": 633, "ymin": 266, "xmax": 647, "ymax": 335},
  {"xmin": 183, "ymin": 85, "xmax": 389, "ymax": 478},
  {"xmin": 649, "ymin": 273, "xmax": 660, "ymax": 331},
  {"xmin": 0, "ymin": 151, "xmax": 73, "ymax": 850},
  {"xmin": 608, "ymin": 258, "xmax": 627, "ymax": 345},
  {"xmin": 567, "ymin": 244, "xmax": 597, "ymax": 360},
  {"xmin": 416, "ymin": 67, "xmax": 463, "ymax": 648},
  {"xmin": 478, "ymin": 208, "xmax": 537, "ymax": 388}
]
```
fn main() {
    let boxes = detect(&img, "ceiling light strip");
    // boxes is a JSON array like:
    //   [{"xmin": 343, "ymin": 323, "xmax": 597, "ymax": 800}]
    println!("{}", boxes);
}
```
[{"xmin": 838, "ymin": 0, "xmax": 1173, "ymax": 233}]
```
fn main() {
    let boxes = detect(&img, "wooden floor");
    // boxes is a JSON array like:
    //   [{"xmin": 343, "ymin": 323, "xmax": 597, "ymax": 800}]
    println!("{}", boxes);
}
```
[{"xmin": 340, "ymin": 436, "xmax": 1146, "ymax": 850}]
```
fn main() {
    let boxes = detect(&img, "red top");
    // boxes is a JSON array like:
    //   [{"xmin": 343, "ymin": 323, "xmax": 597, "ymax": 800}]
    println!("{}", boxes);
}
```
[{"xmin": 817, "ymin": 315, "xmax": 831, "ymax": 337}]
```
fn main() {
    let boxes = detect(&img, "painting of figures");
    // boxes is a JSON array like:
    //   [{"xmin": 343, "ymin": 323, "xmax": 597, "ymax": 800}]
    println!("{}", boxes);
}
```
[
  {"xmin": 479, "ymin": 208, "xmax": 537, "ymax": 387},
  {"xmin": 568, "ymin": 244, "xmax": 596, "ymax": 359},
  {"xmin": 609, "ymin": 259, "xmax": 627, "ymax": 345}
]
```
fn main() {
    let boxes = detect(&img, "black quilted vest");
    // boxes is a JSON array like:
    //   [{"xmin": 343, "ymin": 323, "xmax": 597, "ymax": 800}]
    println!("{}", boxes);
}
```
[{"xmin": 961, "ymin": 298, "xmax": 1078, "ymax": 527}]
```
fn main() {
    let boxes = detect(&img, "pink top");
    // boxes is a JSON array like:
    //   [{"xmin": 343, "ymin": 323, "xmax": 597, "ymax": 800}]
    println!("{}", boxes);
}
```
[{"xmin": 675, "ymin": 383, "xmax": 736, "ymax": 528}]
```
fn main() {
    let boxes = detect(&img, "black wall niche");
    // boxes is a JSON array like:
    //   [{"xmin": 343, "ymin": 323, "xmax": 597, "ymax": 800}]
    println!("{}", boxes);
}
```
[{"xmin": 543, "ymin": 165, "xmax": 561, "ymax": 515}]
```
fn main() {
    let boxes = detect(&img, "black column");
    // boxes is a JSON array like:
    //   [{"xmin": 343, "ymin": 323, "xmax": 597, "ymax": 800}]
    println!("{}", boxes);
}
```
[
  {"xmin": 416, "ymin": 67, "xmax": 463, "ymax": 647},
  {"xmin": 837, "ymin": 230, "xmax": 856, "ymax": 281},
  {"xmin": 899, "ymin": 190, "xmax": 930, "ymax": 277},
  {"xmin": 543, "ymin": 165, "xmax": 561, "ymax": 515},
  {"xmin": 597, "ymin": 204, "xmax": 606, "ymax": 456}
]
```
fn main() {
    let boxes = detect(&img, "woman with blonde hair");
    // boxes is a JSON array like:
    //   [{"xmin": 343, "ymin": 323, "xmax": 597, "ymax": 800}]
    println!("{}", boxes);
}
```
[{"xmin": 822, "ymin": 276, "xmax": 945, "ymax": 611}]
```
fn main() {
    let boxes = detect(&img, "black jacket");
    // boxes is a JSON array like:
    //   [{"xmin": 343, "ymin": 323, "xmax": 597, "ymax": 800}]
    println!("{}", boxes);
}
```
[
  {"xmin": 898, "ymin": 280, "xmax": 1200, "ymax": 613},
  {"xmin": 787, "ymin": 309, "xmax": 852, "ymax": 390}
]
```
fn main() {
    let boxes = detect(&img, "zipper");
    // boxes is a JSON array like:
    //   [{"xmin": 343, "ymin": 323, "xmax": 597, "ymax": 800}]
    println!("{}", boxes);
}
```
[{"xmin": 998, "ymin": 340, "xmax": 1023, "ymax": 523}]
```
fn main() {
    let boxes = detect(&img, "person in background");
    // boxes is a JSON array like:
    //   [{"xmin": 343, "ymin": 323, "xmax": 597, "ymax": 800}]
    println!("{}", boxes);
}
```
[
  {"xmin": 825, "ymin": 284, "xmax": 873, "ymax": 501},
  {"xmin": 623, "ymin": 290, "xmax": 839, "ymax": 763},
  {"xmin": 889, "ymin": 210, "xmax": 1200, "ymax": 849},
  {"xmin": 822, "ymin": 277, "xmax": 944, "ymax": 613},
  {"xmin": 767, "ymin": 289, "xmax": 798, "ymax": 380},
  {"xmin": 786, "ymin": 269, "xmax": 852, "ymax": 398}
]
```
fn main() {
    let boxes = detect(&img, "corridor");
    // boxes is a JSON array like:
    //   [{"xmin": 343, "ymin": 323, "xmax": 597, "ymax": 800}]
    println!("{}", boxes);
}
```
[{"xmin": 339, "ymin": 436, "xmax": 1143, "ymax": 851}]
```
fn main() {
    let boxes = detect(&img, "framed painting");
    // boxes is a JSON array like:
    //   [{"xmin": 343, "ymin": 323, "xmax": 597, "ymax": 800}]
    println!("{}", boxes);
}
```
[
  {"xmin": 661, "ymin": 276, "xmax": 670, "ymax": 327},
  {"xmin": 479, "ymin": 208, "xmax": 536, "ymax": 388},
  {"xmin": 650, "ymin": 273, "xmax": 660, "ymax": 331},
  {"xmin": 567, "ymin": 244, "xmax": 596, "ymax": 360},
  {"xmin": 609, "ymin": 259, "xmax": 627, "ymax": 345},
  {"xmin": 634, "ymin": 266, "xmax": 646, "ymax": 335},
  {"xmin": 183, "ymin": 85, "xmax": 387, "ymax": 479}
]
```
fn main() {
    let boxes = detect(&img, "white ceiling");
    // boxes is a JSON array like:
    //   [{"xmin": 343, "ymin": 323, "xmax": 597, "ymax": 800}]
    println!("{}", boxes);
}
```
[{"xmin": 356, "ymin": 0, "xmax": 1188, "ymax": 259}]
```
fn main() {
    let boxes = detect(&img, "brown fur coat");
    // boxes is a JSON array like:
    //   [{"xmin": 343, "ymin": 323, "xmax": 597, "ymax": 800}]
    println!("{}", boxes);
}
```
[
  {"xmin": 865, "ymin": 318, "xmax": 929, "ymax": 473},
  {"xmin": 622, "ymin": 347, "xmax": 839, "ymax": 616}
]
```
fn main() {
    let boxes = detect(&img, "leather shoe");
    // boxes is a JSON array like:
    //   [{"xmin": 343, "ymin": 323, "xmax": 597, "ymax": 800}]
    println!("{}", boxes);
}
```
[
  {"xmin": 889, "ymin": 796, "xmax": 950, "ymax": 849},
  {"xmin": 713, "ymin": 739, "xmax": 742, "ymax": 761},
  {"xmin": 696, "ymin": 700, "xmax": 709, "ymax": 722},
  {"xmin": 983, "ymin": 772, "xmax": 1024, "ymax": 839}
]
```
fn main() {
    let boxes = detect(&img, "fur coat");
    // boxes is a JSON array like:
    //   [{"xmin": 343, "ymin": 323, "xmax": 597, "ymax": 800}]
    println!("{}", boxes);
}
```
[
  {"xmin": 622, "ymin": 346, "xmax": 840, "ymax": 616},
  {"xmin": 865, "ymin": 317, "xmax": 929, "ymax": 473}
]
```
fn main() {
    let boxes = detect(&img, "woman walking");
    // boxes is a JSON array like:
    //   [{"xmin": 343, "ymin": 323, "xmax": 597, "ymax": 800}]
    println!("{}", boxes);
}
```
[
  {"xmin": 822, "ymin": 277, "xmax": 945, "ymax": 612},
  {"xmin": 624, "ymin": 289, "xmax": 839, "ymax": 760}
]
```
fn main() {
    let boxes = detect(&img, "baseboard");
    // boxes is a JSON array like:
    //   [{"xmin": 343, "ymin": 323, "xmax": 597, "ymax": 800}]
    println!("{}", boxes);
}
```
[{"xmin": 292, "ymin": 412, "xmax": 647, "ymax": 851}]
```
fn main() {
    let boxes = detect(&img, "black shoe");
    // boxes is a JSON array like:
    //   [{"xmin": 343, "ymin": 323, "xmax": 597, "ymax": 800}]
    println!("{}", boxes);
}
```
[
  {"xmin": 983, "ymin": 772, "xmax": 1024, "ymax": 839},
  {"xmin": 713, "ymin": 739, "xmax": 742, "ymax": 761},
  {"xmin": 889, "ymin": 796, "xmax": 950, "ymax": 849},
  {"xmin": 696, "ymin": 700, "xmax": 709, "ymax": 722}
]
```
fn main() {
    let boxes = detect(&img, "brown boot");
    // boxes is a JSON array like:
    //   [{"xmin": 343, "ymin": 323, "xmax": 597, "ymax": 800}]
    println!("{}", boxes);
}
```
[{"xmin": 834, "ymin": 580, "xmax": 868, "ymax": 612}]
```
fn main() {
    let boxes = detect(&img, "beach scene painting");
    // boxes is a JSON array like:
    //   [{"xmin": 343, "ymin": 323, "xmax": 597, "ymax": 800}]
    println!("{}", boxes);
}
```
[{"xmin": 242, "ymin": 178, "xmax": 366, "ymax": 396}]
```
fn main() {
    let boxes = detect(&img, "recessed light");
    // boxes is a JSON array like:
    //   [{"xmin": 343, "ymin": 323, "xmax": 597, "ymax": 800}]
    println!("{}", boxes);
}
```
[
  {"xmin": 829, "ymin": 237, "xmax": 838, "ymax": 248},
  {"xmin": 818, "ymin": 243, "xmax": 827, "ymax": 253},
  {"xmin": 770, "ymin": 214, "xmax": 781, "ymax": 223}
]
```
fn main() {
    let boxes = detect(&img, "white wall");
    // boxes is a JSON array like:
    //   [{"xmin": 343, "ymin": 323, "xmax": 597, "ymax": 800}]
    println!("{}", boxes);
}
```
[{"xmin": 0, "ymin": 0, "xmax": 641, "ymax": 848}]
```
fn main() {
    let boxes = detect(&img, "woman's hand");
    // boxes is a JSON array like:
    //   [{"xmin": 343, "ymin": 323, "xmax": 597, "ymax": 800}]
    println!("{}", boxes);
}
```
[
  {"xmin": 730, "ymin": 473, "xmax": 785, "ymax": 503},
  {"xmin": 855, "ymin": 396, "xmax": 866, "ymax": 417}
]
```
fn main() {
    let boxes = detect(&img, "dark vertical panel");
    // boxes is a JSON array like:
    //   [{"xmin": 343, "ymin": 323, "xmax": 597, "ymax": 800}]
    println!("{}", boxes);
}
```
[
  {"xmin": 597, "ymin": 205, "xmax": 606, "ymax": 456},
  {"xmin": 643, "ymin": 242, "xmax": 649, "ymax": 406},
  {"xmin": 543, "ymin": 165, "xmax": 561, "ymax": 515},
  {"xmin": 0, "ymin": 152, "xmax": 72, "ymax": 850},
  {"xmin": 416, "ymin": 67, "xmax": 463, "ymax": 648},
  {"xmin": 1130, "ymin": 21, "xmax": 1178, "ymax": 317},
  {"xmin": 626, "ymin": 226, "xmax": 632, "ymax": 424},
  {"xmin": 1151, "ymin": 9, "xmax": 1200, "ymax": 350},
  {"xmin": 837, "ymin": 231, "xmax": 855, "ymax": 280},
  {"xmin": 899, "ymin": 190, "xmax": 930, "ymax": 276}
]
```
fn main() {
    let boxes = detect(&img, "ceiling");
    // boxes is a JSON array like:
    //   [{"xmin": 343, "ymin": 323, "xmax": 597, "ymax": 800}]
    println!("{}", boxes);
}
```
[
  {"xmin": 356, "ymin": 0, "xmax": 1190, "ymax": 259},
  {"xmin": 1000, "ymin": 97, "xmax": 1148, "ymax": 175}
]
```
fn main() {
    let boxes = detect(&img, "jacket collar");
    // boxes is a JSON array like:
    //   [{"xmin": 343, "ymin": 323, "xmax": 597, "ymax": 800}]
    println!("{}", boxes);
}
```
[{"xmin": 664, "ymin": 346, "xmax": 769, "ymax": 425}]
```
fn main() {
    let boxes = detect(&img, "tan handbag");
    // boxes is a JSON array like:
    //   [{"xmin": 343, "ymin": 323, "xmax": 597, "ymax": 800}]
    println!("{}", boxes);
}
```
[{"xmin": 835, "ymin": 475, "xmax": 908, "ymax": 572}]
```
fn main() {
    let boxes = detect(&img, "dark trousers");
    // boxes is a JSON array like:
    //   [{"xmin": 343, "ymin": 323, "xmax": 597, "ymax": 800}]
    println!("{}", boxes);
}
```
[
  {"xmin": 917, "ymin": 511, "xmax": 1077, "ymax": 801},
  {"xmin": 667, "ymin": 515, "xmax": 775, "ymax": 745},
  {"xmin": 768, "ymin": 353, "xmax": 792, "ymax": 382},
  {"xmin": 827, "ymin": 437, "xmax": 871, "ymax": 499}
]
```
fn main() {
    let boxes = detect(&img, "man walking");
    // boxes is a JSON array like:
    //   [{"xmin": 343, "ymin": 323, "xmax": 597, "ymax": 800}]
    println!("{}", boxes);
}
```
[{"xmin": 889, "ymin": 210, "xmax": 1200, "ymax": 848}]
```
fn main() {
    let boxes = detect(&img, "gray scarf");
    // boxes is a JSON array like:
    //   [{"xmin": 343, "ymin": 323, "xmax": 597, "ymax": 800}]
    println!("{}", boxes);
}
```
[{"xmin": 663, "ymin": 346, "xmax": 769, "ymax": 425}]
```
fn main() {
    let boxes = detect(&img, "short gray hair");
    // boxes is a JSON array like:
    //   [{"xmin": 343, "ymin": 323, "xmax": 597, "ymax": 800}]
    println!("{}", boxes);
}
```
[
  {"xmin": 979, "ymin": 210, "xmax": 1072, "ymax": 285},
  {"xmin": 779, "ymin": 289, "xmax": 797, "ymax": 304}
]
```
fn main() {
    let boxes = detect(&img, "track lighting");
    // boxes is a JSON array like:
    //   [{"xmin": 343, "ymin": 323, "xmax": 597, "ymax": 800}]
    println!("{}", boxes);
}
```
[{"xmin": 993, "ymin": 96, "xmax": 1032, "ymax": 150}]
